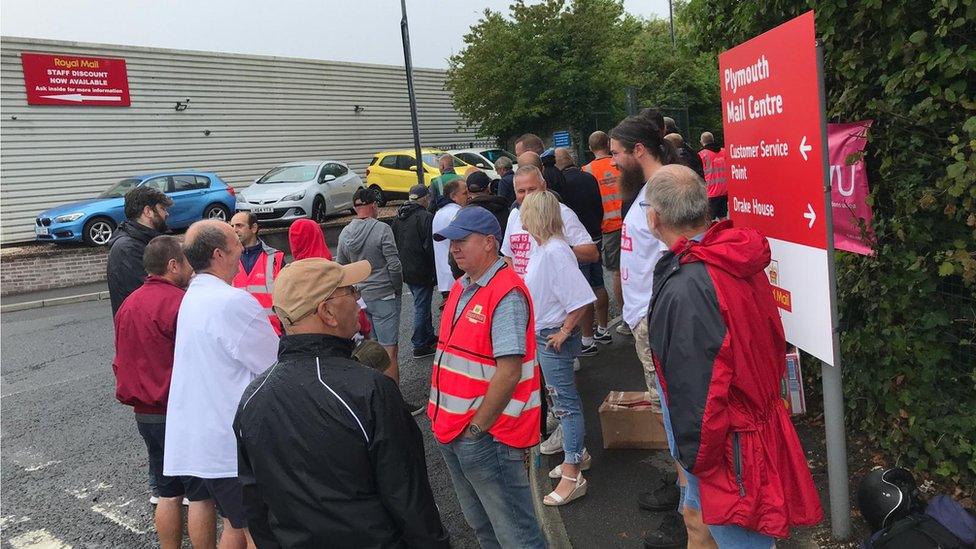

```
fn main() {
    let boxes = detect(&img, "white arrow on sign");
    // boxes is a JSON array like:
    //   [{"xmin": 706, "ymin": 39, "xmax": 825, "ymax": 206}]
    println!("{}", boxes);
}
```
[
  {"xmin": 799, "ymin": 135, "xmax": 813, "ymax": 161},
  {"xmin": 803, "ymin": 203, "xmax": 817, "ymax": 229},
  {"xmin": 40, "ymin": 94, "xmax": 122, "ymax": 103}
]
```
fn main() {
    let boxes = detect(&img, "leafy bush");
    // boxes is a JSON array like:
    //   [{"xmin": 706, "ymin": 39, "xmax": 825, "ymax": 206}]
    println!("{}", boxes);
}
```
[{"xmin": 681, "ymin": 0, "xmax": 976, "ymax": 485}]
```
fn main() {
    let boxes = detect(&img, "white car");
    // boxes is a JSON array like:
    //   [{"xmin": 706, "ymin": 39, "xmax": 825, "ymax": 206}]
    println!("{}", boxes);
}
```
[
  {"xmin": 449, "ymin": 148, "xmax": 518, "ymax": 180},
  {"xmin": 236, "ymin": 160, "xmax": 363, "ymax": 223}
]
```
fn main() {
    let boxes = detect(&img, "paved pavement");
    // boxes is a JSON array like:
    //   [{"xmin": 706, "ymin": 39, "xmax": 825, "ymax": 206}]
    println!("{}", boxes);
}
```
[{"xmin": 0, "ymin": 289, "xmax": 477, "ymax": 548}]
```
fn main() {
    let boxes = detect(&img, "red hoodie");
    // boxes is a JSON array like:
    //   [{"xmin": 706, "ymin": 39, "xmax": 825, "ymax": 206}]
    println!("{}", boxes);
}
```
[
  {"xmin": 289, "ymin": 218, "xmax": 333, "ymax": 261},
  {"xmin": 648, "ymin": 220, "xmax": 822, "ymax": 538},
  {"xmin": 112, "ymin": 275, "xmax": 185, "ymax": 415}
]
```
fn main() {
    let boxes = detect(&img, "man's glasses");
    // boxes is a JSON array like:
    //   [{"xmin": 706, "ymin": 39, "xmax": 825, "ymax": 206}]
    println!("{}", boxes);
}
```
[{"xmin": 325, "ymin": 286, "xmax": 361, "ymax": 302}]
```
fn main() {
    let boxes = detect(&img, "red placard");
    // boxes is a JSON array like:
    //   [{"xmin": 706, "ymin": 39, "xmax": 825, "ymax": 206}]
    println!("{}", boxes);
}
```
[
  {"xmin": 719, "ymin": 11, "xmax": 825, "ymax": 249},
  {"xmin": 21, "ymin": 52, "xmax": 131, "ymax": 107}
]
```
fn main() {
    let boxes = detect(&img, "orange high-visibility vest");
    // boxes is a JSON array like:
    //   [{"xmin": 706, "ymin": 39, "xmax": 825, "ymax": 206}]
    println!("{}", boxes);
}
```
[
  {"xmin": 583, "ymin": 157, "xmax": 623, "ymax": 234},
  {"xmin": 232, "ymin": 244, "xmax": 285, "ymax": 335},
  {"xmin": 699, "ymin": 148, "xmax": 728, "ymax": 198},
  {"xmin": 427, "ymin": 264, "xmax": 541, "ymax": 448}
]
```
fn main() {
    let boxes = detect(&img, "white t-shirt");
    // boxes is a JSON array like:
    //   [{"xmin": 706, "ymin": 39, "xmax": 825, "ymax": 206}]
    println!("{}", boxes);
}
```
[
  {"xmin": 620, "ymin": 182, "xmax": 669, "ymax": 329},
  {"xmin": 432, "ymin": 202, "xmax": 462, "ymax": 292},
  {"xmin": 524, "ymin": 238, "xmax": 596, "ymax": 331},
  {"xmin": 503, "ymin": 203, "xmax": 593, "ymax": 276},
  {"xmin": 164, "ymin": 273, "xmax": 279, "ymax": 479}
]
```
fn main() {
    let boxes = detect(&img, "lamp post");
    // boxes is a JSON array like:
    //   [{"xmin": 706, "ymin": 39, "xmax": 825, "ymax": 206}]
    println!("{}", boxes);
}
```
[{"xmin": 400, "ymin": 0, "xmax": 426, "ymax": 187}]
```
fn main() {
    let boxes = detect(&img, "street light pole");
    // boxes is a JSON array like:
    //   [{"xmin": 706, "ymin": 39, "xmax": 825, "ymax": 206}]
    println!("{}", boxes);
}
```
[
  {"xmin": 668, "ymin": 0, "xmax": 675, "ymax": 46},
  {"xmin": 400, "ymin": 0, "xmax": 425, "ymax": 187}
]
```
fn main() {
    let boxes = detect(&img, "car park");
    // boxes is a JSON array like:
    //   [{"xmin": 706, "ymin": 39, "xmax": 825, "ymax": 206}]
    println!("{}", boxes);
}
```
[
  {"xmin": 364, "ymin": 149, "xmax": 470, "ymax": 205},
  {"xmin": 448, "ymin": 148, "xmax": 518, "ymax": 180},
  {"xmin": 34, "ymin": 171, "xmax": 236, "ymax": 246},
  {"xmin": 235, "ymin": 160, "xmax": 363, "ymax": 223}
]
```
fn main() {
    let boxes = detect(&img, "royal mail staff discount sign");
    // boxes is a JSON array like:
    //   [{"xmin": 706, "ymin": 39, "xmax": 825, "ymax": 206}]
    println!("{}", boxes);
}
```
[
  {"xmin": 719, "ymin": 11, "xmax": 837, "ymax": 365},
  {"xmin": 21, "ymin": 53, "xmax": 131, "ymax": 106}
]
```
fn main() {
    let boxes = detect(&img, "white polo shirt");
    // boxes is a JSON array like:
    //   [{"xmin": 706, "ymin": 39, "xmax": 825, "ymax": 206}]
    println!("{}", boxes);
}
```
[
  {"xmin": 620, "ymin": 182, "xmax": 669, "ymax": 329},
  {"xmin": 164, "ymin": 273, "xmax": 279, "ymax": 479},
  {"xmin": 524, "ymin": 238, "xmax": 596, "ymax": 331},
  {"xmin": 502, "ymin": 203, "xmax": 592, "ymax": 276},
  {"xmin": 432, "ymin": 202, "xmax": 462, "ymax": 292}
]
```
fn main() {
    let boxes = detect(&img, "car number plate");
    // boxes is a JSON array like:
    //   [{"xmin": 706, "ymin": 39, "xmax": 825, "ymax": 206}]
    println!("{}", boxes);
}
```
[
  {"xmin": 36, "ymin": 226, "xmax": 49, "ymax": 236},
  {"xmin": 252, "ymin": 207, "xmax": 274, "ymax": 213}
]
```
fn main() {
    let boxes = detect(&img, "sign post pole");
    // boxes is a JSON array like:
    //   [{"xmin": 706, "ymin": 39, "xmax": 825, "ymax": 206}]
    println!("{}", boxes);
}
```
[
  {"xmin": 400, "ymin": 0, "xmax": 426, "ymax": 188},
  {"xmin": 816, "ymin": 41, "xmax": 851, "ymax": 540}
]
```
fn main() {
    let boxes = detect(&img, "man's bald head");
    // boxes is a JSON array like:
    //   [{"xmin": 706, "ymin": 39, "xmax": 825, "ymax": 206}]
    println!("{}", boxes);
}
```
[
  {"xmin": 516, "ymin": 151, "xmax": 542, "ymax": 170},
  {"xmin": 700, "ymin": 131, "xmax": 715, "ymax": 146},
  {"xmin": 438, "ymin": 154, "xmax": 454, "ymax": 171},
  {"xmin": 515, "ymin": 133, "xmax": 545, "ymax": 155},
  {"xmin": 664, "ymin": 133, "xmax": 685, "ymax": 148},
  {"xmin": 554, "ymin": 147, "xmax": 575, "ymax": 170},
  {"xmin": 183, "ymin": 219, "xmax": 242, "ymax": 283},
  {"xmin": 588, "ymin": 131, "xmax": 610, "ymax": 153},
  {"xmin": 645, "ymin": 164, "xmax": 710, "ymax": 235}
]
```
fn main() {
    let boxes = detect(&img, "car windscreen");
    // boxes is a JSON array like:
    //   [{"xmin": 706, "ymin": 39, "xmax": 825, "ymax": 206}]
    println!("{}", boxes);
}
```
[
  {"xmin": 480, "ymin": 149, "xmax": 516, "ymax": 163},
  {"xmin": 99, "ymin": 178, "xmax": 143, "ymax": 198},
  {"xmin": 421, "ymin": 153, "xmax": 469, "ymax": 169},
  {"xmin": 257, "ymin": 165, "xmax": 317, "ymax": 184}
]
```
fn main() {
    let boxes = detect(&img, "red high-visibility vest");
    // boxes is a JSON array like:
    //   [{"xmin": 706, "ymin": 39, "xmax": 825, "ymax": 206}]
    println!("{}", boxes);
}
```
[
  {"xmin": 232, "ymin": 244, "xmax": 285, "ymax": 335},
  {"xmin": 427, "ymin": 264, "xmax": 541, "ymax": 448},
  {"xmin": 699, "ymin": 148, "xmax": 728, "ymax": 198}
]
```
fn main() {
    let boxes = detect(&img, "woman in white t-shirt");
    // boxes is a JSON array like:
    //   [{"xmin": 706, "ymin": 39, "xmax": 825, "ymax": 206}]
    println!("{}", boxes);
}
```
[{"xmin": 521, "ymin": 190, "xmax": 596, "ymax": 507}]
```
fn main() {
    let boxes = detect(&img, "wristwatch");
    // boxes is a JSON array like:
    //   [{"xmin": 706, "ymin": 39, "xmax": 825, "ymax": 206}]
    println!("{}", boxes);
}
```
[{"xmin": 466, "ymin": 423, "xmax": 483, "ymax": 438}]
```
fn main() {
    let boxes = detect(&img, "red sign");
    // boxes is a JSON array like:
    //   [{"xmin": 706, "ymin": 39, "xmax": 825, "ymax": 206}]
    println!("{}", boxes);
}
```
[
  {"xmin": 21, "ymin": 53, "xmax": 131, "ymax": 107},
  {"xmin": 719, "ymin": 11, "xmax": 825, "ymax": 249}
]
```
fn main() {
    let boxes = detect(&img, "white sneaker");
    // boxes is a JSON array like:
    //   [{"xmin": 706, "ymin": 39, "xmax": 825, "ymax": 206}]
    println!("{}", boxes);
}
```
[
  {"xmin": 540, "ymin": 425, "xmax": 564, "ymax": 455},
  {"xmin": 546, "ymin": 412, "xmax": 560, "ymax": 434},
  {"xmin": 182, "ymin": 498, "xmax": 190, "ymax": 506},
  {"xmin": 149, "ymin": 495, "xmax": 159, "ymax": 505},
  {"xmin": 616, "ymin": 323, "xmax": 633, "ymax": 336},
  {"xmin": 573, "ymin": 358, "xmax": 581, "ymax": 372}
]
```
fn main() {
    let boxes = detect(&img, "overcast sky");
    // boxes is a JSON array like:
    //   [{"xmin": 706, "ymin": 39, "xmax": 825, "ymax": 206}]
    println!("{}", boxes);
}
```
[{"xmin": 1, "ymin": 0, "xmax": 670, "ymax": 69}]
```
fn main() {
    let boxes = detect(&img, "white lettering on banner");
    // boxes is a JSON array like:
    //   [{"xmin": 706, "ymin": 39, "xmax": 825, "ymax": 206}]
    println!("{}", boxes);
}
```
[
  {"xmin": 729, "ymin": 140, "xmax": 791, "ymax": 158},
  {"xmin": 830, "ymin": 164, "xmax": 857, "ymax": 197},
  {"xmin": 724, "ymin": 54, "xmax": 770, "ymax": 93},
  {"xmin": 509, "ymin": 233, "xmax": 531, "ymax": 275},
  {"xmin": 727, "ymin": 94, "xmax": 785, "ymax": 123},
  {"xmin": 730, "ymin": 165, "xmax": 748, "ymax": 180},
  {"xmin": 732, "ymin": 197, "xmax": 775, "ymax": 217}
]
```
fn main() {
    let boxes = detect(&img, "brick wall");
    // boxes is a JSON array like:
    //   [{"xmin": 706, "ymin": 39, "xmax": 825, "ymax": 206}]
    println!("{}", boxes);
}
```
[{"xmin": 1, "ymin": 246, "xmax": 109, "ymax": 296}]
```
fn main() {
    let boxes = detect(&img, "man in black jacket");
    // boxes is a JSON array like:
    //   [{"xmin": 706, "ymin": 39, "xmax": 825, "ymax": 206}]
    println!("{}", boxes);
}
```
[
  {"xmin": 393, "ymin": 185, "xmax": 438, "ymax": 358},
  {"xmin": 106, "ymin": 186, "xmax": 174, "ymax": 316},
  {"xmin": 235, "ymin": 258, "xmax": 449, "ymax": 549},
  {"xmin": 466, "ymin": 171, "xmax": 511, "ymax": 231}
]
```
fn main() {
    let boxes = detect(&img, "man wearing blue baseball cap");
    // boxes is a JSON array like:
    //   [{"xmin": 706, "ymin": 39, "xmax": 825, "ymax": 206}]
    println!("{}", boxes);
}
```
[{"xmin": 427, "ymin": 206, "xmax": 545, "ymax": 548}]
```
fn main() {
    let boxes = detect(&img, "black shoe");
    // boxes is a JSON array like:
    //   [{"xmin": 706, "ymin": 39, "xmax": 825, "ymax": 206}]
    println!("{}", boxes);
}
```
[
  {"xmin": 579, "ymin": 343, "xmax": 599, "ymax": 357},
  {"xmin": 642, "ymin": 511, "xmax": 688, "ymax": 548},
  {"xmin": 413, "ymin": 344, "xmax": 436, "ymax": 358},
  {"xmin": 638, "ymin": 478, "xmax": 680, "ymax": 511}
]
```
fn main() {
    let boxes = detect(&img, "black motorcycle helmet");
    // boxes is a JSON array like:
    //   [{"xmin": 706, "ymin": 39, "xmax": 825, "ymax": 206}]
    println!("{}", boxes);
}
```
[{"xmin": 856, "ymin": 467, "xmax": 922, "ymax": 532}]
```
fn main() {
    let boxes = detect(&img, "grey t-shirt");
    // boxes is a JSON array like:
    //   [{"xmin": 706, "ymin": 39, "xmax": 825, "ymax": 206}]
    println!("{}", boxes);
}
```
[{"xmin": 453, "ymin": 258, "xmax": 529, "ymax": 358}]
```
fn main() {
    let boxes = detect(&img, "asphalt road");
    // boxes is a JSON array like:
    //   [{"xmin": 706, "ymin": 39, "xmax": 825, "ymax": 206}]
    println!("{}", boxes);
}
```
[{"xmin": 0, "ymin": 290, "xmax": 477, "ymax": 548}]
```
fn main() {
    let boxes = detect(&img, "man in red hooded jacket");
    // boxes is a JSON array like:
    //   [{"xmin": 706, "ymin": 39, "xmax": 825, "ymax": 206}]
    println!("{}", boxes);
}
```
[{"xmin": 643, "ymin": 165, "xmax": 822, "ymax": 547}]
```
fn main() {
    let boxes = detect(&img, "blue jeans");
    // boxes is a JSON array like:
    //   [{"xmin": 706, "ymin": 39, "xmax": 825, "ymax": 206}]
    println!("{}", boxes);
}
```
[
  {"xmin": 438, "ymin": 435, "xmax": 545, "ymax": 549},
  {"xmin": 407, "ymin": 284, "xmax": 436, "ymax": 350},
  {"xmin": 654, "ymin": 375, "xmax": 775, "ymax": 548},
  {"xmin": 537, "ymin": 327, "xmax": 585, "ymax": 463}
]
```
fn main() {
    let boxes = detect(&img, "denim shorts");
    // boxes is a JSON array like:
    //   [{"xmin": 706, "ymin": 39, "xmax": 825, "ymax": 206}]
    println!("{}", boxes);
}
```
[{"xmin": 365, "ymin": 295, "xmax": 401, "ymax": 346}]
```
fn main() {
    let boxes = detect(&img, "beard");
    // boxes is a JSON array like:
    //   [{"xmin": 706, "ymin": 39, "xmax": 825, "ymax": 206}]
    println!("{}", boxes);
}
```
[
  {"xmin": 151, "ymin": 214, "xmax": 168, "ymax": 233},
  {"xmin": 617, "ymin": 162, "xmax": 646, "ymax": 205}
]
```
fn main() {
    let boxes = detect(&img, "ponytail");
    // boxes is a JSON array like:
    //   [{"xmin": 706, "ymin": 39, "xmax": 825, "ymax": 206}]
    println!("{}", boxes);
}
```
[{"xmin": 609, "ymin": 113, "xmax": 676, "ymax": 165}]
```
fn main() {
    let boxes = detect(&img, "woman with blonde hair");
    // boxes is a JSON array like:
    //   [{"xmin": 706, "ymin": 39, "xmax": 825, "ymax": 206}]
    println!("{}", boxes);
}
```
[{"xmin": 520, "ymin": 190, "xmax": 596, "ymax": 506}]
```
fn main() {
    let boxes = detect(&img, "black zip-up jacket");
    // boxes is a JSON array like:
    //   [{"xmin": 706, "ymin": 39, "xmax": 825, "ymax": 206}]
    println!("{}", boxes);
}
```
[
  {"xmin": 106, "ymin": 220, "xmax": 160, "ymax": 316},
  {"xmin": 392, "ymin": 202, "xmax": 435, "ymax": 287},
  {"xmin": 560, "ymin": 166, "xmax": 604, "ymax": 240},
  {"xmin": 234, "ymin": 334, "xmax": 449, "ymax": 549},
  {"xmin": 468, "ymin": 194, "xmax": 512, "ymax": 234}
]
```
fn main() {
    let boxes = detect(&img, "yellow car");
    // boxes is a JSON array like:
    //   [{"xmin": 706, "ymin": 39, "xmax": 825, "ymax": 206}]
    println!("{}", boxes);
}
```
[{"xmin": 365, "ymin": 149, "xmax": 470, "ymax": 205}]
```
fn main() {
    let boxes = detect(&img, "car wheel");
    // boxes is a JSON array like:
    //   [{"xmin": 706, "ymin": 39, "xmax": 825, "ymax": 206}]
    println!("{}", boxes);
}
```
[
  {"xmin": 369, "ymin": 185, "xmax": 387, "ymax": 207},
  {"xmin": 83, "ymin": 217, "xmax": 116, "ymax": 246},
  {"xmin": 311, "ymin": 196, "xmax": 328, "ymax": 223},
  {"xmin": 204, "ymin": 203, "xmax": 230, "ymax": 221}
]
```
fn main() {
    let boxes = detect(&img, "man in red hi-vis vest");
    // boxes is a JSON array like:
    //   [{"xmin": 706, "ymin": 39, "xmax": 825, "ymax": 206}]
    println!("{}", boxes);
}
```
[
  {"xmin": 699, "ymin": 131, "xmax": 729, "ymax": 219},
  {"xmin": 428, "ymin": 206, "xmax": 545, "ymax": 549},
  {"xmin": 230, "ymin": 212, "xmax": 285, "ymax": 335}
]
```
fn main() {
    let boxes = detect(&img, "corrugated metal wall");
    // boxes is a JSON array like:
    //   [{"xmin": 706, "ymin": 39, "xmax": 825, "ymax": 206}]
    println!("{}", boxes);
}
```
[{"xmin": 0, "ymin": 37, "xmax": 488, "ymax": 244}]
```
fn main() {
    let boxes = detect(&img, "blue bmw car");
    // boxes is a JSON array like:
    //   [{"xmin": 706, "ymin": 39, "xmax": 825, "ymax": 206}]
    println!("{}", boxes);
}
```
[{"xmin": 34, "ymin": 171, "xmax": 237, "ymax": 246}]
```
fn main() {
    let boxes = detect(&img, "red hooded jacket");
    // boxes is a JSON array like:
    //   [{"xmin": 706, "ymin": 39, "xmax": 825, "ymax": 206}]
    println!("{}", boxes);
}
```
[{"xmin": 648, "ymin": 220, "xmax": 822, "ymax": 538}]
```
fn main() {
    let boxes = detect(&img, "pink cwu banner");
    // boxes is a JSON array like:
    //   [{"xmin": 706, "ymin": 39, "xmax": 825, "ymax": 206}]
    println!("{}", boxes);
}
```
[{"xmin": 828, "ymin": 121, "xmax": 875, "ymax": 255}]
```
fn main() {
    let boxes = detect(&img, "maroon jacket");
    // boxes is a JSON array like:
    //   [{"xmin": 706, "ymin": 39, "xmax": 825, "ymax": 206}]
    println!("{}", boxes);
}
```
[
  {"xmin": 648, "ymin": 220, "xmax": 822, "ymax": 538},
  {"xmin": 112, "ymin": 275, "xmax": 185, "ymax": 415}
]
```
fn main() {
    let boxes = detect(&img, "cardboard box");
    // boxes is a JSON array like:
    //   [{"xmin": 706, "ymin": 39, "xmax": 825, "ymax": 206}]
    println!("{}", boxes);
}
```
[{"xmin": 599, "ymin": 391, "xmax": 669, "ymax": 450}]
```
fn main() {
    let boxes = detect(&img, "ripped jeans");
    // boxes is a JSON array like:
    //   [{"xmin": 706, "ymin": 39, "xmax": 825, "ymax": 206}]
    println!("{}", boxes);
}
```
[{"xmin": 536, "ymin": 327, "xmax": 585, "ymax": 463}]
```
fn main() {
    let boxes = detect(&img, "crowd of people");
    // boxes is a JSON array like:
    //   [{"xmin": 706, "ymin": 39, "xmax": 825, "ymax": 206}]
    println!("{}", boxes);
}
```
[{"xmin": 107, "ymin": 109, "xmax": 823, "ymax": 549}]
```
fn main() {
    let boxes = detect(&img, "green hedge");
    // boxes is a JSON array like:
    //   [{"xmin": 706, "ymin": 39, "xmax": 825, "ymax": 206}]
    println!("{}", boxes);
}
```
[{"xmin": 680, "ymin": 0, "xmax": 976, "ymax": 485}]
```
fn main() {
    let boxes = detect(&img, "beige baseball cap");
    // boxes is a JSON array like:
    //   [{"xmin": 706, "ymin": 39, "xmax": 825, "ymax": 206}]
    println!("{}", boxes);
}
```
[{"xmin": 273, "ymin": 258, "xmax": 371, "ymax": 326}]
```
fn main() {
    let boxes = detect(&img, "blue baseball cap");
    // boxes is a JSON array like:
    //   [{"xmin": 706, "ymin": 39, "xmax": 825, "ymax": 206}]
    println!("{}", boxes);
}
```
[{"xmin": 433, "ymin": 206, "xmax": 502, "ymax": 242}]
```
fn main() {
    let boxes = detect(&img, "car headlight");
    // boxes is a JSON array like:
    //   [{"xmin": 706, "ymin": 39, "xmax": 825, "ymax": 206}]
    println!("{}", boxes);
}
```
[
  {"xmin": 54, "ymin": 212, "xmax": 85, "ymax": 223},
  {"xmin": 281, "ymin": 191, "xmax": 306, "ymax": 202}
]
